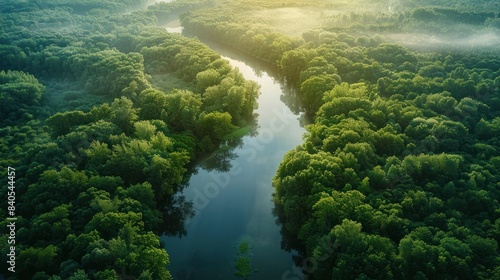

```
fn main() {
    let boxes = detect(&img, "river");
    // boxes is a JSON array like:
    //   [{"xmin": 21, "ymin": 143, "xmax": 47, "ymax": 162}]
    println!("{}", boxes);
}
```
[{"xmin": 161, "ymin": 22, "xmax": 305, "ymax": 280}]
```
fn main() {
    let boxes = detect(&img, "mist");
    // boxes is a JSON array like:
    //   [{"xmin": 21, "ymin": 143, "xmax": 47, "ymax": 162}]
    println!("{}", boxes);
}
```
[{"xmin": 385, "ymin": 29, "xmax": 500, "ymax": 51}]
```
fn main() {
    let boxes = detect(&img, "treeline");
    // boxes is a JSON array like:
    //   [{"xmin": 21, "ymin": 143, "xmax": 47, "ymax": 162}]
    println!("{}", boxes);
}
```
[
  {"xmin": 180, "ymin": 0, "xmax": 500, "ymax": 279},
  {"xmin": 0, "ymin": 0, "xmax": 155, "ymax": 14},
  {"xmin": 181, "ymin": 10, "xmax": 303, "ymax": 64},
  {"xmin": 322, "ymin": 7, "xmax": 499, "ymax": 35},
  {"xmin": 146, "ymin": 0, "xmax": 214, "ymax": 24},
  {"xmin": 180, "ymin": 0, "xmax": 500, "ymax": 54},
  {"xmin": 182, "ymin": 6, "xmax": 500, "ymax": 114},
  {"xmin": 0, "ymin": 0, "xmax": 258, "ymax": 279}
]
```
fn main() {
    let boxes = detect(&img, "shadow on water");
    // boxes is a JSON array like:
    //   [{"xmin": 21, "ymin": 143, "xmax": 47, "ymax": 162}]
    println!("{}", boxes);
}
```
[
  {"xmin": 158, "ymin": 193, "xmax": 195, "ymax": 237},
  {"xmin": 199, "ymin": 145, "xmax": 240, "ymax": 173},
  {"xmin": 157, "ymin": 106, "xmax": 260, "ymax": 238},
  {"xmin": 198, "ymin": 117, "xmax": 259, "ymax": 173}
]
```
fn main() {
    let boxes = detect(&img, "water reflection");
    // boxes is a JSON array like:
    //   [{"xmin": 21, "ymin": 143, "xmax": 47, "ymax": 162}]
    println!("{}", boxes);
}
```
[
  {"xmin": 195, "ymin": 37, "xmax": 306, "ymax": 123},
  {"xmin": 158, "ymin": 192, "xmax": 195, "ymax": 238},
  {"xmin": 198, "ymin": 117, "xmax": 259, "ymax": 173},
  {"xmin": 199, "ymin": 144, "xmax": 240, "ymax": 173},
  {"xmin": 279, "ymin": 83, "xmax": 302, "ymax": 115},
  {"xmin": 162, "ymin": 51, "xmax": 305, "ymax": 279},
  {"xmin": 159, "ymin": 13, "xmax": 306, "ymax": 280}
]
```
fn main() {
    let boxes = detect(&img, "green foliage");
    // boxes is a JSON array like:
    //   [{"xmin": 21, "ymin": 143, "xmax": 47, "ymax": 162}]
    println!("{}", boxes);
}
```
[
  {"xmin": 138, "ymin": 89, "xmax": 168, "ymax": 120},
  {"xmin": 17, "ymin": 245, "xmax": 59, "ymax": 278},
  {"xmin": 109, "ymin": 97, "xmax": 138, "ymax": 134},
  {"xmin": 70, "ymin": 50, "xmax": 150, "ymax": 97},
  {"xmin": 274, "ymin": 69, "xmax": 499, "ymax": 280},
  {"xmin": 163, "ymin": 89, "xmax": 202, "ymax": 132},
  {"xmin": 0, "ymin": 70, "xmax": 45, "ymax": 120},
  {"xmin": 214, "ymin": 1, "xmax": 500, "ymax": 278},
  {"xmin": 0, "ymin": 0, "xmax": 261, "ymax": 278},
  {"xmin": 47, "ymin": 111, "xmax": 91, "ymax": 137},
  {"xmin": 2, "ymin": 0, "xmax": 500, "ymax": 279}
]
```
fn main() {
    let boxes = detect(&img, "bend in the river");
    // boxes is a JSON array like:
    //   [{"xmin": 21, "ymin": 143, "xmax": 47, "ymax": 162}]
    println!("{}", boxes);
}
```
[{"xmin": 161, "ymin": 24, "xmax": 306, "ymax": 280}]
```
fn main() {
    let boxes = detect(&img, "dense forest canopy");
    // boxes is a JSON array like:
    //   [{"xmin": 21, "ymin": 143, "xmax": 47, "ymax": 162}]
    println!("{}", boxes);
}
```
[
  {"xmin": 0, "ymin": 0, "xmax": 257, "ymax": 279},
  {"xmin": 1, "ymin": 0, "xmax": 499, "ymax": 279},
  {"xmin": 179, "ymin": 0, "xmax": 499, "ymax": 279}
]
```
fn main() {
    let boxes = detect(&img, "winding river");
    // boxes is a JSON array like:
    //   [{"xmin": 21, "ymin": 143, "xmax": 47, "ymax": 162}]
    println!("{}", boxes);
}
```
[{"xmin": 161, "ymin": 22, "xmax": 305, "ymax": 280}]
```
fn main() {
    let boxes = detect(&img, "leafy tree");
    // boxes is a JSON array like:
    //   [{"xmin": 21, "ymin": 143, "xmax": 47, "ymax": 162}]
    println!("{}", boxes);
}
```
[
  {"xmin": 280, "ymin": 48, "xmax": 311, "ymax": 83},
  {"xmin": 46, "ymin": 111, "xmax": 91, "ymax": 137},
  {"xmin": 197, "ymin": 111, "xmax": 236, "ymax": 144},
  {"xmin": 138, "ymin": 89, "xmax": 167, "ymax": 120},
  {"xmin": 300, "ymin": 76, "xmax": 332, "ymax": 114},
  {"xmin": 196, "ymin": 68, "xmax": 222, "ymax": 91},
  {"xmin": 0, "ymin": 70, "xmax": 45, "ymax": 119},
  {"xmin": 163, "ymin": 89, "xmax": 202, "ymax": 132},
  {"xmin": 109, "ymin": 97, "xmax": 138, "ymax": 134},
  {"xmin": 17, "ymin": 245, "xmax": 59, "ymax": 279}
]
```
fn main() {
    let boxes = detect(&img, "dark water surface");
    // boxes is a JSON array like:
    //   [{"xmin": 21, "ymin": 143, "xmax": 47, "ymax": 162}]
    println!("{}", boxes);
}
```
[{"xmin": 161, "ymin": 30, "xmax": 305, "ymax": 280}]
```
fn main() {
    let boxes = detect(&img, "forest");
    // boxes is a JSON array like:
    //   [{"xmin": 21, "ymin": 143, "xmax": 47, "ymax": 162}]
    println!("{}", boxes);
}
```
[
  {"xmin": 1, "ymin": 0, "xmax": 499, "ymax": 279},
  {"xmin": 0, "ymin": 0, "xmax": 257, "ymax": 279},
  {"xmin": 179, "ymin": 0, "xmax": 500, "ymax": 279}
]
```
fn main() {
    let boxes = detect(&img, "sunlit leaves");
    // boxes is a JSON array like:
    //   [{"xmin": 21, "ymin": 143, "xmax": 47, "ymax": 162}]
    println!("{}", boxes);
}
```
[
  {"xmin": 280, "ymin": 49, "xmax": 311, "ymax": 83},
  {"xmin": 300, "ymin": 76, "xmax": 331, "ymax": 114},
  {"xmin": 133, "ymin": 121, "xmax": 157, "ymax": 140},
  {"xmin": 23, "ymin": 167, "xmax": 88, "ymax": 216},
  {"xmin": 196, "ymin": 68, "xmax": 222, "ymax": 90}
]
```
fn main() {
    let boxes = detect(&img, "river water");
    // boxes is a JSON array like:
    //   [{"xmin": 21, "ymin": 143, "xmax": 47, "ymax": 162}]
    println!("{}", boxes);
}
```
[{"xmin": 161, "ymin": 23, "xmax": 305, "ymax": 280}]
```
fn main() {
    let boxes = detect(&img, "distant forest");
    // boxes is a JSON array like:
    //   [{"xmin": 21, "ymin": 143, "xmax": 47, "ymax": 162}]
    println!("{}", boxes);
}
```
[{"xmin": 1, "ymin": 0, "xmax": 499, "ymax": 279}]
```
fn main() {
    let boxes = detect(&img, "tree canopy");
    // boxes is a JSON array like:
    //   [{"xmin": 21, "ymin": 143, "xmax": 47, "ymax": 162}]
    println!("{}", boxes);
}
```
[
  {"xmin": 1, "ymin": 0, "xmax": 499, "ymax": 279},
  {"xmin": 0, "ymin": 0, "xmax": 258, "ymax": 278}
]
